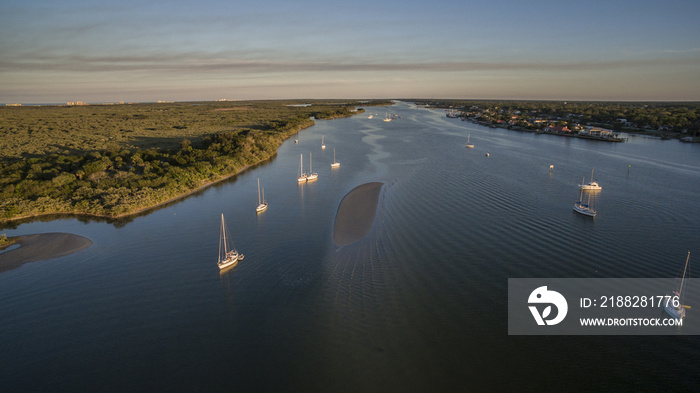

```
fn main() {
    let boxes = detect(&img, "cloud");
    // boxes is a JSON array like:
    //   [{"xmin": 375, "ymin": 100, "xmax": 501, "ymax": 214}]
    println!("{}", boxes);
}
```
[{"xmin": 2, "ymin": 51, "xmax": 698, "ymax": 76}]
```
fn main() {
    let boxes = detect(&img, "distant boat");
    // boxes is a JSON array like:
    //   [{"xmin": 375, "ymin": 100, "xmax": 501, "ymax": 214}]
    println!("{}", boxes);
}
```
[
  {"xmin": 297, "ymin": 154, "xmax": 307, "ymax": 182},
  {"xmin": 256, "ymin": 178, "xmax": 268, "ymax": 213},
  {"xmin": 295, "ymin": 131, "xmax": 298, "ymax": 144},
  {"xmin": 465, "ymin": 134, "xmax": 474, "ymax": 148},
  {"xmin": 665, "ymin": 251, "xmax": 691, "ymax": 320},
  {"xmin": 368, "ymin": 114, "xmax": 373, "ymax": 119},
  {"xmin": 383, "ymin": 111, "xmax": 392, "ymax": 122},
  {"xmin": 579, "ymin": 168, "xmax": 602, "ymax": 191},
  {"xmin": 331, "ymin": 147, "xmax": 340, "ymax": 168},
  {"xmin": 307, "ymin": 152, "xmax": 318, "ymax": 181},
  {"xmin": 218, "ymin": 214, "xmax": 243, "ymax": 270},
  {"xmin": 573, "ymin": 177, "xmax": 596, "ymax": 217},
  {"xmin": 321, "ymin": 135, "xmax": 326, "ymax": 149}
]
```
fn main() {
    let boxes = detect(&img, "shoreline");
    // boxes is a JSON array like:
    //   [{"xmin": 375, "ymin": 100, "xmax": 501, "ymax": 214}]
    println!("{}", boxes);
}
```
[
  {"xmin": 1, "ymin": 111, "xmax": 357, "ymax": 226},
  {"xmin": 0, "ymin": 233, "xmax": 93, "ymax": 272},
  {"xmin": 0, "ymin": 163, "xmax": 257, "ymax": 226}
]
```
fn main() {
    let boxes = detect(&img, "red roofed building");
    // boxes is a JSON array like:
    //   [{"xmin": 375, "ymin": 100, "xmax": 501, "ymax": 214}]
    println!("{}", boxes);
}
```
[{"xmin": 544, "ymin": 125, "xmax": 571, "ymax": 133}]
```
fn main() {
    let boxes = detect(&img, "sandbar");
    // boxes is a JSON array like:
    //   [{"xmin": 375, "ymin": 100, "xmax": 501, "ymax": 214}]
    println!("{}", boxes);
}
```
[
  {"xmin": 333, "ymin": 182, "xmax": 383, "ymax": 247},
  {"xmin": 0, "ymin": 233, "xmax": 92, "ymax": 272}
]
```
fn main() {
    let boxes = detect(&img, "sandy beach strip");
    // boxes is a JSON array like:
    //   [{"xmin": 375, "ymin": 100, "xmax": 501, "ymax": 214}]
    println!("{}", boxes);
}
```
[
  {"xmin": 333, "ymin": 182, "xmax": 383, "ymax": 247},
  {"xmin": 0, "ymin": 233, "xmax": 92, "ymax": 272}
]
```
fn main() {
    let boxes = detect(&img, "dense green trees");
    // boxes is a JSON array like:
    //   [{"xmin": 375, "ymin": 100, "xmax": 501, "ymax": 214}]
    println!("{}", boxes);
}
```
[{"xmin": 0, "ymin": 100, "xmax": 374, "ymax": 222}]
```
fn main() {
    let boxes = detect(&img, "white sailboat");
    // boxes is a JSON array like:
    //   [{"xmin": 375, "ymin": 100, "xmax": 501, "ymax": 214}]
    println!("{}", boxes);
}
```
[
  {"xmin": 573, "ymin": 177, "xmax": 596, "ymax": 217},
  {"xmin": 307, "ymin": 152, "xmax": 318, "ymax": 181},
  {"xmin": 465, "ymin": 134, "xmax": 474, "ymax": 148},
  {"xmin": 665, "ymin": 251, "xmax": 691, "ymax": 320},
  {"xmin": 321, "ymin": 135, "xmax": 326, "ymax": 149},
  {"xmin": 297, "ymin": 154, "xmax": 307, "ymax": 182},
  {"xmin": 383, "ymin": 111, "xmax": 392, "ymax": 122},
  {"xmin": 331, "ymin": 147, "xmax": 340, "ymax": 168},
  {"xmin": 218, "ymin": 213, "xmax": 243, "ymax": 270},
  {"xmin": 579, "ymin": 168, "xmax": 602, "ymax": 191},
  {"xmin": 256, "ymin": 178, "xmax": 268, "ymax": 213}
]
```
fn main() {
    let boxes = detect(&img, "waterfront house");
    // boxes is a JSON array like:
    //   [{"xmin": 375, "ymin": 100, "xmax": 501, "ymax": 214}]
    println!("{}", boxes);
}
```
[{"xmin": 580, "ymin": 127, "xmax": 614, "ymax": 137}]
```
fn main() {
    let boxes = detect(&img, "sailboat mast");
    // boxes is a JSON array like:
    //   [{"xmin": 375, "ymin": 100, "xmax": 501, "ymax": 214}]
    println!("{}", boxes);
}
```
[
  {"xmin": 258, "ymin": 178, "xmax": 261, "ymax": 204},
  {"xmin": 219, "ymin": 214, "xmax": 226, "ymax": 260},
  {"xmin": 310, "ymin": 152, "xmax": 312, "ymax": 173},
  {"xmin": 679, "ymin": 251, "xmax": 691, "ymax": 304}
]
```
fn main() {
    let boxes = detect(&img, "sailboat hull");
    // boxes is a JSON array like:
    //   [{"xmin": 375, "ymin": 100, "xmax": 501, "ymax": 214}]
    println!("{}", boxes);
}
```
[
  {"xmin": 218, "ymin": 250, "xmax": 240, "ymax": 269},
  {"xmin": 218, "ymin": 256, "xmax": 239, "ymax": 270},
  {"xmin": 579, "ymin": 183, "xmax": 602, "ymax": 191},
  {"xmin": 256, "ymin": 203, "xmax": 268, "ymax": 212},
  {"xmin": 573, "ymin": 202, "xmax": 596, "ymax": 217},
  {"xmin": 664, "ymin": 303, "xmax": 686, "ymax": 319}
]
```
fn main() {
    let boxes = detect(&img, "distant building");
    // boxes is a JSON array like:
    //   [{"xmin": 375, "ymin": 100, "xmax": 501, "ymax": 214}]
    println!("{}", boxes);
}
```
[
  {"xmin": 544, "ymin": 125, "xmax": 571, "ymax": 133},
  {"xmin": 580, "ymin": 127, "xmax": 614, "ymax": 137}
]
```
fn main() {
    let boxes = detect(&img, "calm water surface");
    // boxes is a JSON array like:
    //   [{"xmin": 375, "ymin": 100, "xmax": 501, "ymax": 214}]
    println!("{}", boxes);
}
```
[{"xmin": 2, "ymin": 102, "xmax": 699, "ymax": 391}]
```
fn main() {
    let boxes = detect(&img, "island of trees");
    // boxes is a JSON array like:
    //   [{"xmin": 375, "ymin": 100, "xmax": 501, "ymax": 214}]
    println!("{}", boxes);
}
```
[{"xmin": 0, "ymin": 100, "xmax": 391, "ymax": 225}]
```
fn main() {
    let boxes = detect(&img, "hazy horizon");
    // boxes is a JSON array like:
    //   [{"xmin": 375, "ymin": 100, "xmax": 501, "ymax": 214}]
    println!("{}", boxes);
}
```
[{"xmin": 2, "ymin": 0, "xmax": 699, "ymax": 104}]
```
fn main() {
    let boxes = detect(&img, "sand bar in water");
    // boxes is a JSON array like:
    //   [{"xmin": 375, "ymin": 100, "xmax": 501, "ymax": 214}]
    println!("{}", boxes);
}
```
[
  {"xmin": 333, "ymin": 182, "xmax": 383, "ymax": 247},
  {"xmin": 0, "ymin": 233, "xmax": 92, "ymax": 272}
]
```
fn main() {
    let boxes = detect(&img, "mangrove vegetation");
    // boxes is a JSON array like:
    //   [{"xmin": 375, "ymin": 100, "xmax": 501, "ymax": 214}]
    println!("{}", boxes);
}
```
[{"xmin": 0, "ymin": 100, "xmax": 384, "ymax": 223}]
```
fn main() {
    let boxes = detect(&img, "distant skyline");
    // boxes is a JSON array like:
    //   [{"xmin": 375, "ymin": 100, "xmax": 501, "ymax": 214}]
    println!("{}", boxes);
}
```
[{"xmin": 2, "ymin": 0, "xmax": 699, "ymax": 103}]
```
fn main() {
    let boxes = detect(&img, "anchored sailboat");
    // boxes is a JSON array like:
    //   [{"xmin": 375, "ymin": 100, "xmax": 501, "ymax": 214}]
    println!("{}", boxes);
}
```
[
  {"xmin": 218, "ymin": 214, "xmax": 243, "ymax": 270},
  {"xmin": 579, "ymin": 168, "xmax": 602, "ymax": 191},
  {"xmin": 256, "ymin": 178, "xmax": 268, "ymax": 213},
  {"xmin": 465, "ymin": 134, "xmax": 474, "ymax": 148},
  {"xmin": 665, "ymin": 251, "xmax": 691, "ymax": 320},
  {"xmin": 574, "ymin": 177, "xmax": 596, "ymax": 217},
  {"xmin": 321, "ymin": 135, "xmax": 326, "ymax": 149},
  {"xmin": 307, "ymin": 152, "xmax": 318, "ymax": 181},
  {"xmin": 297, "ymin": 154, "xmax": 307, "ymax": 182},
  {"xmin": 331, "ymin": 147, "xmax": 340, "ymax": 168}
]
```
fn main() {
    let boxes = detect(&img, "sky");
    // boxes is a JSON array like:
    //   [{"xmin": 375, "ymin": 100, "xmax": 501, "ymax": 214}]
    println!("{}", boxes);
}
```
[{"xmin": 1, "ymin": 0, "xmax": 699, "ymax": 103}]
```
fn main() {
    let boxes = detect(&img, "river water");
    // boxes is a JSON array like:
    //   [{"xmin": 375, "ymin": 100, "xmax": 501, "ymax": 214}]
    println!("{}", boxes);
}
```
[{"xmin": 2, "ymin": 101, "xmax": 699, "ymax": 391}]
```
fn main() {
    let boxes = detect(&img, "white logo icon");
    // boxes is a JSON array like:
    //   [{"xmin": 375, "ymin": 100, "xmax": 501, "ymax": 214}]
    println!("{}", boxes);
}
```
[{"xmin": 528, "ymin": 286, "xmax": 568, "ymax": 326}]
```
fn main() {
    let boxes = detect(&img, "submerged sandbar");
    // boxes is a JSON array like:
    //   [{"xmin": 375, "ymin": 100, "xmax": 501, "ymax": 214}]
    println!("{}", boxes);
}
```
[
  {"xmin": 0, "ymin": 233, "xmax": 92, "ymax": 272},
  {"xmin": 333, "ymin": 182, "xmax": 383, "ymax": 247}
]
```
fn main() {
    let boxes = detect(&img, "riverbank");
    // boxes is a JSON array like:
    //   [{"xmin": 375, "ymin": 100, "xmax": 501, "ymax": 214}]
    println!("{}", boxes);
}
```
[
  {"xmin": 333, "ymin": 182, "xmax": 383, "ymax": 247},
  {"xmin": 1, "ymin": 102, "xmax": 371, "ymax": 226},
  {"xmin": 0, "ymin": 233, "xmax": 92, "ymax": 272}
]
